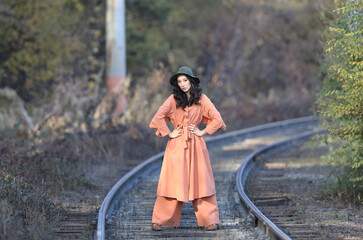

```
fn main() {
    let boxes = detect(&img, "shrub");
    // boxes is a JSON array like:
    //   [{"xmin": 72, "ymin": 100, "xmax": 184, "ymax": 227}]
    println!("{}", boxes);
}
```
[{"xmin": 317, "ymin": 0, "xmax": 363, "ymax": 203}]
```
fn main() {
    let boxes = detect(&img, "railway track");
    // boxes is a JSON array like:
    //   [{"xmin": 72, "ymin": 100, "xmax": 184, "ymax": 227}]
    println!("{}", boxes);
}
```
[
  {"xmin": 56, "ymin": 206, "xmax": 96, "ymax": 239},
  {"xmin": 244, "ymin": 137, "xmax": 332, "ymax": 240},
  {"xmin": 237, "ymin": 130, "xmax": 327, "ymax": 240},
  {"xmin": 97, "ymin": 117, "xmax": 320, "ymax": 239}
]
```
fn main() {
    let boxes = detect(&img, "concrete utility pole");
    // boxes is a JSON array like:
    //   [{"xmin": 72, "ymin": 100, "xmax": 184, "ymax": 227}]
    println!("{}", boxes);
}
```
[{"xmin": 106, "ymin": 0, "xmax": 126, "ymax": 116}]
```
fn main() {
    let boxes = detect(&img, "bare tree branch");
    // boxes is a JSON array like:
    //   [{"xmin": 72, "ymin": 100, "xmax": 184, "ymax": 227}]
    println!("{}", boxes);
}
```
[{"xmin": 32, "ymin": 109, "xmax": 60, "ymax": 138}]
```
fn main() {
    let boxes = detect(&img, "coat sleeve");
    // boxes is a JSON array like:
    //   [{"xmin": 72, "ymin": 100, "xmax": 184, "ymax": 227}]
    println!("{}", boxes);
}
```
[
  {"xmin": 201, "ymin": 94, "xmax": 226, "ymax": 135},
  {"xmin": 149, "ymin": 95, "xmax": 173, "ymax": 137}
]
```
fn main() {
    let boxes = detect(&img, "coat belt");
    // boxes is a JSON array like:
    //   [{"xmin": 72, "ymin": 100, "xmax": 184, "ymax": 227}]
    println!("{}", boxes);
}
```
[{"xmin": 182, "ymin": 125, "xmax": 191, "ymax": 149}]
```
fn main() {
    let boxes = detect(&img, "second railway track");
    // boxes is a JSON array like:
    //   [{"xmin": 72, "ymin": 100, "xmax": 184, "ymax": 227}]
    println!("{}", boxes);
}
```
[
  {"xmin": 244, "ymin": 137, "xmax": 331, "ymax": 240},
  {"xmin": 98, "ymin": 117, "xmax": 320, "ymax": 239}
]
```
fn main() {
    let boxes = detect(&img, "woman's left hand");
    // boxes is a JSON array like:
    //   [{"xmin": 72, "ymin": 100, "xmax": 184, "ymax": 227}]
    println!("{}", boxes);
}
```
[{"xmin": 188, "ymin": 124, "xmax": 205, "ymax": 137}]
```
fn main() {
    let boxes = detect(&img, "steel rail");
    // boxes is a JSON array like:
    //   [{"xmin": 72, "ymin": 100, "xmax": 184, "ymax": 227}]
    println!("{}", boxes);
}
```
[
  {"xmin": 96, "ymin": 116, "xmax": 317, "ymax": 240},
  {"xmin": 236, "ymin": 129, "xmax": 326, "ymax": 240}
]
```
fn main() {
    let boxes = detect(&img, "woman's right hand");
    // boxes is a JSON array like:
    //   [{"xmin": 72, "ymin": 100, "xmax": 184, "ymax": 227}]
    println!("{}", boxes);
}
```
[{"xmin": 169, "ymin": 125, "xmax": 183, "ymax": 138}]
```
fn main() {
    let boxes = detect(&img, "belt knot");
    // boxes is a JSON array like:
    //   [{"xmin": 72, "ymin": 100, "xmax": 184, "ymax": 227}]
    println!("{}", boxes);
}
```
[{"xmin": 181, "ymin": 125, "xmax": 191, "ymax": 148}]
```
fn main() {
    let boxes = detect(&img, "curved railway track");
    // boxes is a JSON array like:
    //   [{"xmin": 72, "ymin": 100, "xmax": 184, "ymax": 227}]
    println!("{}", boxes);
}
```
[
  {"xmin": 237, "ymin": 130, "xmax": 326, "ymax": 240},
  {"xmin": 242, "ymin": 133, "xmax": 335, "ymax": 240},
  {"xmin": 97, "ymin": 117, "xmax": 321, "ymax": 239}
]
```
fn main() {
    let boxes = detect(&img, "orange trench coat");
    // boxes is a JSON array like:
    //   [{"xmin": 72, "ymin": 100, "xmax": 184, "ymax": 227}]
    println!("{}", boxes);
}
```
[{"xmin": 150, "ymin": 94, "xmax": 226, "ymax": 202}]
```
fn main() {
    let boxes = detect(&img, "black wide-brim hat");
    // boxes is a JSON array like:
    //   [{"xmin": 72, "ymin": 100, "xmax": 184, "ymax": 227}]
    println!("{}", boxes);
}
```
[{"xmin": 169, "ymin": 66, "xmax": 200, "ymax": 87}]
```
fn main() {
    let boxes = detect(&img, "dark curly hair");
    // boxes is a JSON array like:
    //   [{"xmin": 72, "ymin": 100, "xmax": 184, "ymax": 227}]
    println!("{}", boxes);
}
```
[{"xmin": 172, "ymin": 76, "xmax": 203, "ymax": 109}]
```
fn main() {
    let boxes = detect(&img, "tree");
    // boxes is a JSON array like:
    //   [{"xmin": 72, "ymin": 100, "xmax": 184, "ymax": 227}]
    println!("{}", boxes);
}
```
[
  {"xmin": 0, "ymin": 0, "xmax": 103, "ymax": 104},
  {"xmin": 317, "ymin": 0, "xmax": 363, "ymax": 203}
]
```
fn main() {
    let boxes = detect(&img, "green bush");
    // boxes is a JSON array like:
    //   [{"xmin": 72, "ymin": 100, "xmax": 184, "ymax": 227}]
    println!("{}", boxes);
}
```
[
  {"xmin": 317, "ymin": 0, "xmax": 363, "ymax": 203},
  {"xmin": 0, "ymin": 0, "xmax": 104, "ymax": 104}
]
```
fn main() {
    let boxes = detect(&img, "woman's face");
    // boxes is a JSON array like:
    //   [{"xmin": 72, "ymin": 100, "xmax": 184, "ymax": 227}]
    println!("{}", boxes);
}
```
[{"xmin": 177, "ymin": 75, "xmax": 191, "ymax": 93}]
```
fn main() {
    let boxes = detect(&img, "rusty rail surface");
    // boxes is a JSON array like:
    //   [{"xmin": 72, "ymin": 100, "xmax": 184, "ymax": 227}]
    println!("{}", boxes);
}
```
[{"xmin": 96, "ymin": 116, "xmax": 318, "ymax": 240}]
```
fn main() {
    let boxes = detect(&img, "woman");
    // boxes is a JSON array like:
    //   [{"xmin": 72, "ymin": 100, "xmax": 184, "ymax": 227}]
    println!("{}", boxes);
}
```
[{"xmin": 149, "ymin": 66, "xmax": 226, "ymax": 231}]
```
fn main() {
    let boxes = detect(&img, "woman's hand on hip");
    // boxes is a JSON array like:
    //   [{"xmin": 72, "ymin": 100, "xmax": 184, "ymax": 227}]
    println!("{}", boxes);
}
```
[
  {"xmin": 169, "ymin": 125, "xmax": 183, "ymax": 138},
  {"xmin": 188, "ymin": 124, "xmax": 205, "ymax": 137}
]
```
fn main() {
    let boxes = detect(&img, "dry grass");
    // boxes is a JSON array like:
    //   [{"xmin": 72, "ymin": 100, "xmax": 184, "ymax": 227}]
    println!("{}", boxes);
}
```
[
  {"xmin": 0, "ymin": 65, "xmax": 173, "ymax": 239},
  {"xmin": 0, "ymin": 119, "xmax": 160, "ymax": 239}
]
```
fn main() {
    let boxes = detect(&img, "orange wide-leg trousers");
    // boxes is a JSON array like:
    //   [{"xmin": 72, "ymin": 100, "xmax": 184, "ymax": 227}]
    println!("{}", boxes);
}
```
[{"xmin": 152, "ymin": 194, "xmax": 220, "ymax": 226}]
